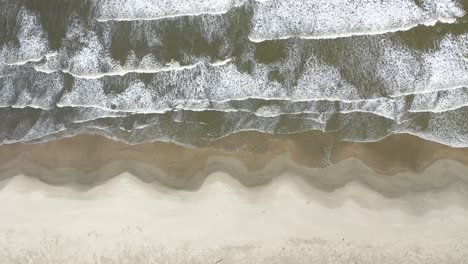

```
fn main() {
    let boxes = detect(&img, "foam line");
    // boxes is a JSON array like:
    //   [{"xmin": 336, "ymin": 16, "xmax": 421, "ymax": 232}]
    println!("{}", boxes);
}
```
[{"xmin": 250, "ymin": 0, "xmax": 465, "ymax": 41}]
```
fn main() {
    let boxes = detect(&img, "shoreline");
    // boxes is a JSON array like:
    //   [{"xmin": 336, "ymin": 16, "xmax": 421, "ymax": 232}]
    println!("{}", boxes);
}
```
[
  {"xmin": 1, "ymin": 131, "xmax": 468, "ymax": 263},
  {"xmin": 0, "ymin": 131, "xmax": 467, "ymax": 189}
]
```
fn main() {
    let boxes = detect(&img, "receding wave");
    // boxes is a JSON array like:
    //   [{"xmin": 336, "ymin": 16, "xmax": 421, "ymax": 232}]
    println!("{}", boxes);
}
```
[{"xmin": 0, "ymin": 105, "xmax": 467, "ymax": 147}]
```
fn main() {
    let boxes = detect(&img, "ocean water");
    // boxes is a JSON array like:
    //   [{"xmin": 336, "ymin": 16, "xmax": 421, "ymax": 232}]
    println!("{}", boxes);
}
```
[{"xmin": 0, "ymin": 0, "xmax": 467, "ymax": 147}]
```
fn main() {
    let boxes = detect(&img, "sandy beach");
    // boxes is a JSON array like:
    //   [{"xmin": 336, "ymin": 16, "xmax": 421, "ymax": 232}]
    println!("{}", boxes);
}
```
[
  {"xmin": 1, "ymin": 159, "xmax": 468, "ymax": 263},
  {"xmin": 0, "ymin": 133, "xmax": 467, "ymax": 263},
  {"xmin": 1, "ymin": 0, "xmax": 467, "ymax": 262}
]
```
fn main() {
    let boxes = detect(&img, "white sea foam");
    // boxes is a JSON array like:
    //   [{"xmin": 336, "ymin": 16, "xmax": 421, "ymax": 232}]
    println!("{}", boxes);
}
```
[
  {"xmin": 419, "ymin": 34, "xmax": 468, "ymax": 94},
  {"xmin": 1, "ymin": 103, "xmax": 467, "ymax": 147},
  {"xmin": 68, "ymin": 107, "xmax": 129, "ymax": 123},
  {"xmin": 0, "ymin": 8, "xmax": 50, "ymax": 65},
  {"xmin": 248, "ymin": 19, "xmax": 456, "ymax": 43},
  {"xmin": 339, "ymin": 99, "xmax": 396, "ymax": 120},
  {"xmin": 409, "ymin": 87, "xmax": 468, "ymax": 113},
  {"xmin": 92, "ymin": 0, "xmax": 246, "ymax": 21},
  {"xmin": 2, "ymin": 34, "xmax": 466, "ymax": 148},
  {"xmin": 19, "ymin": 116, "xmax": 68, "ymax": 143},
  {"xmin": 30, "ymin": 5, "xmax": 467, "ymax": 111},
  {"xmin": 0, "ymin": 1, "xmax": 467, "ymax": 147},
  {"xmin": 3, "ymin": 52, "xmax": 57, "ymax": 66},
  {"xmin": 33, "ymin": 13, "xmax": 233, "ymax": 78},
  {"xmin": 250, "ymin": 0, "xmax": 465, "ymax": 41},
  {"xmin": 56, "ymin": 60, "xmax": 360, "ymax": 113},
  {"xmin": 0, "ymin": 65, "xmax": 64, "ymax": 110},
  {"xmin": 376, "ymin": 33, "xmax": 468, "ymax": 97},
  {"xmin": 48, "ymin": 59, "xmax": 232, "ymax": 79},
  {"xmin": 393, "ymin": 107, "xmax": 468, "ymax": 148},
  {"xmin": 54, "ymin": 32, "xmax": 467, "ymax": 117}
]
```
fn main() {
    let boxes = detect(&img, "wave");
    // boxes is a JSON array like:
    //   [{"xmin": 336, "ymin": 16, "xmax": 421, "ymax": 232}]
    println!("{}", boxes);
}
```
[
  {"xmin": 250, "ymin": 0, "xmax": 465, "ymax": 41},
  {"xmin": 249, "ymin": 19, "xmax": 459, "ymax": 43},
  {"xmin": 2, "ymin": 0, "xmax": 465, "ymax": 67},
  {"xmin": 409, "ymin": 86, "xmax": 468, "ymax": 113},
  {"xmin": 0, "ymin": 105, "xmax": 467, "ymax": 147},
  {"xmin": 2, "ymin": 52, "xmax": 57, "ymax": 67},
  {"xmin": 22, "ymin": 33, "xmax": 459, "ymax": 113},
  {"xmin": 27, "ymin": 31, "xmax": 465, "ymax": 113},
  {"xmin": 0, "ymin": 1, "xmax": 467, "ymax": 148},
  {"xmin": 392, "ymin": 108, "xmax": 468, "ymax": 148},
  {"xmin": 32, "ymin": 3, "xmax": 248, "ymax": 77},
  {"xmin": 39, "ymin": 59, "xmax": 232, "ymax": 79},
  {"xmin": 92, "ymin": 0, "xmax": 247, "ymax": 21},
  {"xmin": 0, "ymin": 7, "xmax": 51, "ymax": 65},
  {"xmin": 0, "ymin": 65, "xmax": 64, "ymax": 110}
]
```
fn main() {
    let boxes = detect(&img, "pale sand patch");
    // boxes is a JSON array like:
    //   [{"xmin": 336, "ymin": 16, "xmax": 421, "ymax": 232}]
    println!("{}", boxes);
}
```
[{"xmin": 0, "ymin": 159, "xmax": 467, "ymax": 263}]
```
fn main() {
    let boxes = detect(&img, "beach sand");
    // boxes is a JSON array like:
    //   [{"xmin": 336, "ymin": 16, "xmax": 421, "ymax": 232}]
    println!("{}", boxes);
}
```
[
  {"xmin": 0, "ymin": 132, "xmax": 467, "ymax": 263},
  {"xmin": 0, "ymin": 160, "xmax": 468, "ymax": 263}
]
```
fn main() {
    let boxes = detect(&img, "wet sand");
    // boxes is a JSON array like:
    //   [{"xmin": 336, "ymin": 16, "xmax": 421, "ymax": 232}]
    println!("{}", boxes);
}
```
[{"xmin": 0, "ymin": 131, "xmax": 467, "ymax": 188}]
